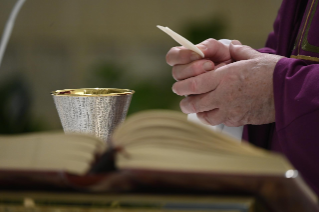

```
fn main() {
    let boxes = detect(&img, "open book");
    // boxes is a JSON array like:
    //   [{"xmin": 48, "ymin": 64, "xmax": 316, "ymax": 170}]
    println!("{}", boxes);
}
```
[
  {"xmin": 113, "ymin": 110, "xmax": 292, "ymax": 175},
  {"xmin": 0, "ymin": 110, "xmax": 292, "ymax": 176},
  {"xmin": 0, "ymin": 110, "xmax": 318, "ymax": 212},
  {"xmin": 0, "ymin": 132, "xmax": 105, "ymax": 175}
]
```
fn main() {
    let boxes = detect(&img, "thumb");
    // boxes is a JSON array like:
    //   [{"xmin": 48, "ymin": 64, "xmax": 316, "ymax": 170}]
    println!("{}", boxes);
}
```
[{"xmin": 229, "ymin": 40, "xmax": 260, "ymax": 61}]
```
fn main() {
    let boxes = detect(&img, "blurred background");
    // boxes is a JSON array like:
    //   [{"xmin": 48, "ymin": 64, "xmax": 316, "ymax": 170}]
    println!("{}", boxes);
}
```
[{"xmin": 0, "ymin": 0, "xmax": 281, "ymax": 134}]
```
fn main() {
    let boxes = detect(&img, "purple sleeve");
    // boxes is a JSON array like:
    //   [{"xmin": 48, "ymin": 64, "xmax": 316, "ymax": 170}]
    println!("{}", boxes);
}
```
[
  {"xmin": 273, "ymin": 58, "xmax": 319, "ymax": 194},
  {"xmin": 274, "ymin": 58, "xmax": 319, "ymax": 130}
]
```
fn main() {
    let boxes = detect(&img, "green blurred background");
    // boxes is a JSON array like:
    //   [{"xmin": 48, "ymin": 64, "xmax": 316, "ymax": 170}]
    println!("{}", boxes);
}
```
[{"xmin": 0, "ymin": 0, "xmax": 281, "ymax": 134}]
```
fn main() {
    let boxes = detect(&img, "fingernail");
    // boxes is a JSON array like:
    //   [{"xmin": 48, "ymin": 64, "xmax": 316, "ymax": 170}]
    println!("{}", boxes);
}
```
[
  {"xmin": 197, "ymin": 44, "xmax": 207, "ymax": 51},
  {"xmin": 231, "ymin": 40, "xmax": 242, "ymax": 46},
  {"xmin": 180, "ymin": 99, "xmax": 193, "ymax": 114},
  {"xmin": 203, "ymin": 62, "xmax": 213, "ymax": 71},
  {"xmin": 172, "ymin": 87, "xmax": 176, "ymax": 94},
  {"xmin": 190, "ymin": 52, "xmax": 201, "ymax": 61},
  {"xmin": 172, "ymin": 85, "xmax": 178, "ymax": 95}
]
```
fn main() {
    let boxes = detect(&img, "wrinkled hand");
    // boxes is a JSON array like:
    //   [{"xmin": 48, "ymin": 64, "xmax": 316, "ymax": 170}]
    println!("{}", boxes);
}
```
[
  {"xmin": 167, "ymin": 41, "xmax": 284, "ymax": 127},
  {"xmin": 166, "ymin": 38, "xmax": 232, "ymax": 80}
]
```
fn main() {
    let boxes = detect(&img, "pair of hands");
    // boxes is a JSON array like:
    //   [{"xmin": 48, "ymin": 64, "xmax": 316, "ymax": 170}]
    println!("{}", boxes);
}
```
[{"xmin": 166, "ymin": 39, "xmax": 283, "ymax": 127}]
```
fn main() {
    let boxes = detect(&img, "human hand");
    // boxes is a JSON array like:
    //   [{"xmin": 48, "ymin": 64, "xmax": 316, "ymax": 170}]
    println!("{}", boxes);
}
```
[
  {"xmin": 166, "ymin": 38, "xmax": 233, "ymax": 80},
  {"xmin": 172, "ymin": 42, "xmax": 284, "ymax": 127}
]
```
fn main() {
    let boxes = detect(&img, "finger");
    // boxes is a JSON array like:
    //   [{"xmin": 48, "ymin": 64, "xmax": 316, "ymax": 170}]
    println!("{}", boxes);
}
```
[
  {"xmin": 214, "ymin": 59, "xmax": 232, "ymax": 69},
  {"xmin": 197, "ymin": 109, "xmax": 226, "ymax": 126},
  {"xmin": 172, "ymin": 65, "xmax": 229, "ymax": 96},
  {"xmin": 231, "ymin": 40, "xmax": 242, "ymax": 45},
  {"xmin": 166, "ymin": 46, "xmax": 203, "ymax": 66},
  {"xmin": 172, "ymin": 71, "xmax": 216, "ymax": 96},
  {"xmin": 179, "ymin": 91, "xmax": 220, "ymax": 114},
  {"xmin": 172, "ymin": 60, "xmax": 215, "ymax": 81},
  {"xmin": 229, "ymin": 41, "xmax": 260, "ymax": 61},
  {"xmin": 196, "ymin": 38, "xmax": 231, "ymax": 63}
]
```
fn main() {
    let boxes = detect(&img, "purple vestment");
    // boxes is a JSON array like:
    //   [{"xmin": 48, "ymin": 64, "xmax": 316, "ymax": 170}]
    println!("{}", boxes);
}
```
[{"xmin": 243, "ymin": 0, "xmax": 319, "ymax": 196}]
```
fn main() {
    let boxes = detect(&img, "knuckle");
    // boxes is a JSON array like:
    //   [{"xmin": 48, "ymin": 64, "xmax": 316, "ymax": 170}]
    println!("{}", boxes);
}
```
[
  {"xmin": 179, "ymin": 49, "xmax": 192, "ymax": 60},
  {"xmin": 190, "ymin": 62, "xmax": 202, "ymax": 76},
  {"xmin": 204, "ymin": 38, "xmax": 217, "ymax": 44},
  {"xmin": 202, "ymin": 112, "xmax": 213, "ymax": 125},
  {"xmin": 197, "ymin": 94, "xmax": 209, "ymax": 112},
  {"xmin": 189, "ymin": 99, "xmax": 197, "ymax": 113},
  {"xmin": 200, "ymin": 38, "xmax": 218, "ymax": 49},
  {"xmin": 199, "ymin": 111, "xmax": 213, "ymax": 125},
  {"xmin": 203, "ymin": 111, "xmax": 220, "ymax": 126},
  {"xmin": 189, "ymin": 78, "xmax": 198, "ymax": 94}
]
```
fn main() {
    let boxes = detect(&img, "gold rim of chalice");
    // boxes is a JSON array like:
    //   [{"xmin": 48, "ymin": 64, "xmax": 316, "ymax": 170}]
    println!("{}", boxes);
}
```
[{"xmin": 51, "ymin": 88, "xmax": 135, "ymax": 97}]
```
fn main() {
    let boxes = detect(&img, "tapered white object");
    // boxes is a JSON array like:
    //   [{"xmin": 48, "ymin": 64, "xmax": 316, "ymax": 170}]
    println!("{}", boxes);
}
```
[{"xmin": 157, "ymin": 25, "xmax": 205, "ymax": 58}]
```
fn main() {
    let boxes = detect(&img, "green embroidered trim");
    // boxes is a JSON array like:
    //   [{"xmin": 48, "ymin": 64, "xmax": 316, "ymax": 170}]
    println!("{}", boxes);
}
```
[
  {"xmin": 302, "ymin": 0, "xmax": 319, "ymax": 53},
  {"xmin": 293, "ymin": 2, "xmax": 313, "ymax": 50},
  {"xmin": 291, "ymin": 54, "xmax": 319, "ymax": 62}
]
